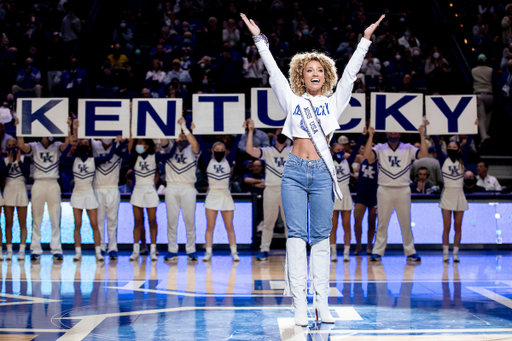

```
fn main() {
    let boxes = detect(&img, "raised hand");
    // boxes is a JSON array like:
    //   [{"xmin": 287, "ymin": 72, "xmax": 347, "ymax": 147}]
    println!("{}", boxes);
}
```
[
  {"xmin": 363, "ymin": 15, "xmax": 385, "ymax": 40},
  {"xmin": 240, "ymin": 13, "xmax": 261, "ymax": 36},
  {"xmin": 16, "ymin": 148, "xmax": 21, "ymax": 162},
  {"xmin": 177, "ymin": 116, "xmax": 185, "ymax": 126},
  {"xmin": 368, "ymin": 126, "xmax": 375, "ymax": 136},
  {"xmin": 418, "ymin": 124, "xmax": 426, "ymax": 135},
  {"xmin": 362, "ymin": 126, "xmax": 368, "ymax": 135}
]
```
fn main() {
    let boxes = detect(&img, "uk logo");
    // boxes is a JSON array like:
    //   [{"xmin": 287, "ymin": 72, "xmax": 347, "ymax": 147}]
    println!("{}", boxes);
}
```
[
  {"xmin": 175, "ymin": 154, "xmax": 187, "ymax": 164},
  {"xmin": 361, "ymin": 165, "xmax": 375, "ymax": 179},
  {"xmin": 336, "ymin": 166, "xmax": 345, "ymax": 175},
  {"xmin": 448, "ymin": 165, "xmax": 460, "ymax": 176},
  {"xmin": 388, "ymin": 156, "xmax": 401, "ymax": 167},
  {"xmin": 213, "ymin": 165, "xmax": 225, "ymax": 173},
  {"xmin": 78, "ymin": 164, "xmax": 88, "ymax": 173},
  {"xmin": 274, "ymin": 157, "xmax": 285, "ymax": 167},
  {"xmin": 10, "ymin": 164, "xmax": 20, "ymax": 174},
  {"xmin": 40, "ymin": 152, "xmax": 53, "ymax": 163},
  {"xmin": 139, "ymin": 162, "xmax": 149, "ymax": 171}
]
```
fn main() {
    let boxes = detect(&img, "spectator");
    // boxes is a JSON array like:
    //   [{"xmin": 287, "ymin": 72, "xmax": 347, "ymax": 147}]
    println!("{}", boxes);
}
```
[
  {"xmin": 176, "ymin": 31, "xmax": 199, "ymax": 55},
  {"xmin": 167, "ymin": 78, "xmax": 189, "ymax": 102},
  {"xmin": 337, "ymin": 32, "xmax": 358, "ymax": 58},
  {"xmin": 145, "ymin": 59, "xmax": 166, "ymax": 84},
  {"xmin": 410, "ymin": 146, "xmax": 443, "ymax": 188},
  {"xmin": 410, "ymin": 47, "xmax": 426, "ymax": 78},
  {"xmin": 147, "ymin": 78, "xmax": 165, "ymax": 98},
  {"xmin": 410, "ymin": 167, "xmax": 433, "ymax": 194},
  {"xmin": 337, "ymin": 135, "xmax": 352, "ymax": 154},
  {"xmin": 243, "ymin": 45, "xmax": 264, "ymax": 91},
  {"xmin": 398, "ymin": 74, "xmax": 418, "ymax": 93},
  {"xmin": 107, "ymin": 43, "xmax": 129, "ymax": 69},
  {"xmin": 190, "ymin": 56, "xmax": 215, "ymax": 89},
  {"xmin": 294, "ymin": 23, "xmax": 315, "ymax": 52},
  {"xmin": 385, "ymin": 51, "xmax": 412, "ymax": 79},
  {"xmin": 179, "ymin": 47, "xmax": 196, "ymax": 71},
  {"xmin": 164, "ymin": 59, "xmax": 192, "ymax": 84},
  {"xmin": 216, "ymin": 45, "xmax": 243, "ymax": 94},
  {"xmin": 113, "ymin": 20, "xmax": 134, "ymax": 56},
  {"xmin": 0, "ymin": 36, "xmax": 15, "ymax": 93},
  {"xmin": 476, "ymin": 161, "xmax": 502, "ymax": 191},
  {"xmin": 141, "ymin": 88, "xmax": 151, "ymax": 98},
  {"xmin": 201, "ymin": 17, "xmax": 222, "ymax": 52},
  {"xmin": 425, "ymin": 47, "xmax": 451, "ymax": 93},
  {"xmin": 12, "ymin": 58, "xmax": 42, "ymax": 97},
  {"xmin": 58, "ymin": 58, "xmax": 90, "ymax": 113},
  {"xmin": 238, "ymin": 118, "xmax": 270, "ymax": 153},
  {"xmin": 360, "ymin": 51, "xmax": 381, "ymax": 78},
  {"xmin": 501, "ymin": 4, "xmax": 512, "ymax": 44},
  {"xmin": 149, "ymin": 43, "xmax": 172, "ymax": 69},
  {"xmin": 0, "ymin": 122, "xmax": 13, "ymax": 154},
  {"xmin": 222, "ymin": 19, "xmax": 240, "ymax": 47},
  {"xmin": 463, "ymin": 170, "xmax": 486, "ymax": 193},
  {"xmin": 47, "ymin": 32, "xmax": 66, "ymax": 97},
  {"xmin": 60, "ymin": 4, "xmax": 81, "ymax": 57},
  {"xmin": 472, "ymin": 54, "xmax": 495, "ymax": 144},
  {"xmin": 398, "ymin": 27, "xmax": 420, "ymax": 52},
  {"xmin": 243, "ymin": 159, "xmax": 265, "ymax": 195}
]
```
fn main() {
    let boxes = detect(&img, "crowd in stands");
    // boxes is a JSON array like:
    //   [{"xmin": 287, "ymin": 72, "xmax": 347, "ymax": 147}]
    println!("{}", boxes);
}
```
[{"xmin": 0, "ymin": 0, "xmax": 510, "ymax": 200}]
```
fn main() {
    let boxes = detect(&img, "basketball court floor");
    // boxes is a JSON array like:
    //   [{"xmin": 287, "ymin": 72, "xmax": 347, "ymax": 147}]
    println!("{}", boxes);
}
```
[{"xmin": 0, "ymin": 251, "xmax": 511, "ymax": 340}]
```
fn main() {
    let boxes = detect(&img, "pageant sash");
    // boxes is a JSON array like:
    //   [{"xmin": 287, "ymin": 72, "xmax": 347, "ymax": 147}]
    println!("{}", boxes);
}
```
[{"xmin": 298, "ymin": 99, "xmax": 343, "ymax": 201}]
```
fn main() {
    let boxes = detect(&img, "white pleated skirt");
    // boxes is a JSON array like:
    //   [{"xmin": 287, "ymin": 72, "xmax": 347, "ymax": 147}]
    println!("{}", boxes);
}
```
[
  {"xmin": 440, "ymin": 187, "xmax": 468, "ymax": 211},
  {"xmin": 204, "ymin": 188, "xmax": 234, "ymax": 211},
  {"xmin": 334, "ymin": 186, "xmax": 353, "ymax": 211},
  {"xmin": 130, "ymin": 184, "xmax": 160, "ymax": 208},
  {"xmin": 71, "ymin": 187, "xmax": 99, "ymax": 210}
]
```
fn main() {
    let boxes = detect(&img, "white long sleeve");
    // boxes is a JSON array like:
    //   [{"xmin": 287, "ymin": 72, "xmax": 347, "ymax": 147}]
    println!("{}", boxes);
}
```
[{"xmin": 329, "ymin": 37, "xmax": 371, "ymax": 121}]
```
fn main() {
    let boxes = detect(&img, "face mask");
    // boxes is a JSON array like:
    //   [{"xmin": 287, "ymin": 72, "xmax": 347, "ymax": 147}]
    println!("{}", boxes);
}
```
[
  {"xmin": 395, "ymin": 55, "xmax": 401, "ymax": 61},
  {"xmin": 78, "ymin": 145, "xmax": 90, "ymax": 155},
  {"xmin": 276, "ymin": 134, "xmax": 287, "ymax": 144},
  {"xmin": 333, "ymin": 151, "xmax": 344, "ymax": 162},
  {"xmin": 6, "ymin": 146, "xmax": 18, "ymax": 155},
  {"xmin": 404, "ymin": 31, "xmax": 411, "ymax": 37},
  {"xmin": 202, "ymin": 78, "xmax": 209, "ymax": 85},
  {"xmin": 214, "ymin": 151, "xmax": 225, "ymax": 162},
  {"xmin": 387, "ymin": 136, "xmax": 399, "ymax": 143},
  {"xmin": 302, "ymin": 29, "xmax": 309, "ymax": 35},
  {"xmin": 200, "ymin": 62, "xmax": 205, "ymax": 68},
  {"xmin": 433, "ymin": 52, "xmax": 440, "ymax": 59},
  {"xmin": 178, "ymin": 140, "xmax": 189, "ymax": 148},
  {"xmin": 47, "ymin": 137, "xmax": 54, "ymax": 144},
  {"xmin": 447, "ymin": 149, "xmax": 459, "ymax": 158},
  {"xmin": 464, "ymin": 178, "xmax": 476, "ymax": 187},
  {"xmin": 135, "ymin": 49, "xmax": 141, "ymax": 55},
  {"xmin": 413, "ymin": 50, "xmax": 420, "ymax": 57},
  {"xmin": 135, "ymin": 145, "xmax": 146, "ymax": 154},
  {"xmin": 120, "ymin": 23, "xmax": 127, "ymax": 28},
  {"xmin": 183, "ymin": 38, "xmax": 191, "ymax": 44},
  {"xmin": 102, "ymin": 138, "xmax": 113, "ymax": 145}
]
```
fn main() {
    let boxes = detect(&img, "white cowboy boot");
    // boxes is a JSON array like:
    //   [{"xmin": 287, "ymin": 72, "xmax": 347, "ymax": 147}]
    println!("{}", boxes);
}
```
[
  {"xmin": 311, "ymin": 238, "xmax": 335, "ymax": 323},
  {"xmin": 285, "ymin": 238, "xmax": 308, "ymax": 326}
]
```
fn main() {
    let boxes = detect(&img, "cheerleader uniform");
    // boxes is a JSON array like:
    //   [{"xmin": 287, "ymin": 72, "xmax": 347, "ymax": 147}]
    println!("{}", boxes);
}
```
[
  {"xmin": 4, "ymin": 155, "xmax": 30, "ymax": 207},
  {"xmin": 354, "ymin": 159, "xmax": 379, "ymax": 207},
  {"xmin": 201, "ymin": 136, "xmax": 241, "ymax": 212},
  {"xmin": 333, "ymin": 135, "xmax": 364, "ymax": 211},
  {"xmin": 116, "ymin": 141, "xmax": 177, "ymax": 208},
  {"xmin": 59, "ymin": 144, "xmax": 116, "ymax": 209},
  {"xmin": 432, "ymin": 136, "xmax": 473, "ymax": 211},
  {"xmin": 0, "ymin": 155, "xmax": 6, "ymax": 206}
]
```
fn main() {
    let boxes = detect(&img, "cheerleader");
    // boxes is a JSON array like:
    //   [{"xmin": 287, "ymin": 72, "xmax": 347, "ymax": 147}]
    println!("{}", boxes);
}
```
[
  {"xmin": 432, "ymin": 122, "xmax": 476, "ymax": 262},
  {"xmin": 199, "ymin": 135, "xmax": 241, "ymax": 262},
  {"xmin": 3, "ymin": 138, "xmax": 31, "ymax": 260},
  {"xmin": 353, "ymin": 134, "xmax": 378, "ymax": 256},
  {"xmin": 330, "ymin": 131, "xmax": 365, "ymax": 262},
  {"xmin": 59, "ymin": 131, "xmax": 117, "ymax": 261},
  {"xmin": 116, "ymin": 138, "xmax": 177, "ymax": 261}
]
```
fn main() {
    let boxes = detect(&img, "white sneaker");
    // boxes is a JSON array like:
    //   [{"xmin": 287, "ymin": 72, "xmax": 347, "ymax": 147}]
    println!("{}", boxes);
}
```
[
  {"xmin": 453, "ymin": 254, "xmax": 460, "ymax": 263},
  {"xmin": 17, "ymin": 251, "xmax": 25, "ymax": 261},
  {"xmin": 330, "ymin": 245, "xmax": 337, "ymax": 262},
  {"xmin": 203, "ymin": 252, "xmax": 212, "ymax": 262},
  {"xmin": 129, "ymin": 252, "xmax": 140, "ymax": 261},
  {"xmin": 231, "ymin": 252, "xmax": 240, "ymax": 262},
  {"xmin": 151, "ymin": 252, "xmax": 158, "ymax": 261},
  {"xmin": 96, "ymin": 253, "xmax": 105, "ymax": 261},
  {"xmin": 6, "ymin": 251, "xmax": 13, "ymax": 261},
  {"xmin": 443, "ymin": 253, "xmax": 449, "ymax": 262},
  {"xmin": 130, "ymin": 243, "xmax": 140, "ymax": 261},
  {"xmin": 73, "ymin": 253, "xmax": 82, "ymax": 261}
]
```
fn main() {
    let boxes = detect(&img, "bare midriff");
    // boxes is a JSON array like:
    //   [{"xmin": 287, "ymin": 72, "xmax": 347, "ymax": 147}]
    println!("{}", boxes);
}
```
[{"xmin": 291, "ymin": 137, "xmax": 321, "ymax": 160}]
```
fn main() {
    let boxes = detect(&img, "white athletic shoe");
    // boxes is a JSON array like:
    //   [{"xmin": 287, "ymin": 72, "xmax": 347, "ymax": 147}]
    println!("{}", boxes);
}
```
[
  {"xmin": 443, "ymin": 253, "xmax": 449, "ymax": 262},
  {"xmin": 151, "ymin": 252, "xmax": 158, "ymax": 261},
  {"xmin": 17, "ymin": 251, "xmax": 25, "ymax": 261},
  {"xmin": 231, "ymin": 252, "xmax": 240, "ymax": 262},
  {"xmin": 73, "ymin": 253, "xmax": 82, "ymax": 261},
  {"xmin": 96, "ymin": 253, "xmax": 105, "ymax": 261},
  {"xmin": 129, "ymin": 252, "xmax": 140, "ymax": 261},
  {"xmin": 453, "ymin": 254, "xmax": 460, "ymax": 263},
  {"xmin": 203, "ymin": 252, "xmax": 212, "ymax": 262},
  {"xmin": 6, "ymin": 251, "xmax": 13, "ymax": 261},
  {"xmin": 130, "ymin": 243, "xmax": 140, "ymax": 261}
]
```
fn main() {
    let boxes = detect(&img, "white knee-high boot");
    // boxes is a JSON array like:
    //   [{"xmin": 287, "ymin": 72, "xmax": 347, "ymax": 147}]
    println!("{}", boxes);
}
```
[
  {"xmin": 285, "ymin": 238, "xmax": 308, "ymax": 326},
  {"xmin": 310, "ymin": 238, "xmax": 334, "ymax": 323}
]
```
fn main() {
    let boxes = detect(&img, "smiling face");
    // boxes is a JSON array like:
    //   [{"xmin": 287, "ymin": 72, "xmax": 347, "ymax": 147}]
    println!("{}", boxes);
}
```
[{"xmin": 303, "ymin": 60, "xmax": 325, "ymax": 95}]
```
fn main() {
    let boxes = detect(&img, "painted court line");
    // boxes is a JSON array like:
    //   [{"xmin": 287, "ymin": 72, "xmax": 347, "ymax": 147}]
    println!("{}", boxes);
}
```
[{"xmin": 467, "ymin": 287, "xmax": 512, "ymax": 309}]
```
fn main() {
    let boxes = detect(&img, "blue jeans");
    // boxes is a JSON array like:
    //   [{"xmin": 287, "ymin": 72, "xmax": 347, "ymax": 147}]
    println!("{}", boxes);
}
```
[{"xmin": 281, "ymin": 153, "xmax": 335, "ymax": 245}]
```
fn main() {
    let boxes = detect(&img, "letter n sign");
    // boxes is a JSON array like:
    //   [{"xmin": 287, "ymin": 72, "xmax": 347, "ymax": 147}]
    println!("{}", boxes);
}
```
[
  {"xmin": 132, "ymin": 99, "xmax": 182, "ymax": 138},
  {"xmin": 425, "ymin": 95, "xmax": 477, "ymax": 135},
  {"xmin": 16, "ymin": 98, "xmax": 69, "ymax": 137}
]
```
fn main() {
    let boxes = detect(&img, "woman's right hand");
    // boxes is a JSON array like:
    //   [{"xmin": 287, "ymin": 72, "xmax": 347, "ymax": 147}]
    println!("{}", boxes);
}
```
[{"xmin": 241, "ymin": 13, "xmax": 261, "ymax": 36}]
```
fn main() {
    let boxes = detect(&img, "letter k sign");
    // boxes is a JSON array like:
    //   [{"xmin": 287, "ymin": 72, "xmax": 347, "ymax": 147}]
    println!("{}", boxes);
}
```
[{"xmin": 19, "ymin": 98, "xmax": 69, "ymax": 137}]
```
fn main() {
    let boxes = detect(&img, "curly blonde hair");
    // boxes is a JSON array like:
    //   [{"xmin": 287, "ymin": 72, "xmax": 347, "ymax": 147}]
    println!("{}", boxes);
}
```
[{"xmin": 289, "ymin": 51, "xmax": 338, "ymax": 97}]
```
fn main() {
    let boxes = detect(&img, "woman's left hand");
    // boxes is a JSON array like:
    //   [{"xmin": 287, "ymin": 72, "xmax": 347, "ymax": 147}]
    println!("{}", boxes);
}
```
[{"xmin": 363, "ymin": 15, "xmax": 385, "ymax": 40}]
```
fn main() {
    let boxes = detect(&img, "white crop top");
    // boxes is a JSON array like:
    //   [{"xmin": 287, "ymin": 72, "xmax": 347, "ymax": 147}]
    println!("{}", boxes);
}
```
[{"xmin": 255, "ymin": 36, "xmax": 371, "ymax": 141}]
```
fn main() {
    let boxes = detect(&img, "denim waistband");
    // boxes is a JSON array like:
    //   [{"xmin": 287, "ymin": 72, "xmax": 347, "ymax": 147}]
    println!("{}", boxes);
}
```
[{"xmin": 288, "ymin": 153, "xmax": 325, "ymax": 167}]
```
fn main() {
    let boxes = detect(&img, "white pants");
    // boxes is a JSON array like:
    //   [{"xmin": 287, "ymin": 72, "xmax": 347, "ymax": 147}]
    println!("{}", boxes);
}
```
[
  {"xmin": 260, "ymin": 186, "xmax": 286, "ymax": 252},
  {"xmin": 373, "ymin": 186, "xmax": 416, "ymax": 257},
  {"xmin": 95, "ymin": 187, "xmax": 120, "ymax": 252},
  {"xmin": 31, "ymin": 180, "xmax": 62, "ymax": 255},
  {"xmin": 165, "ymin": 185, "xmax": 197, "ymax": 254}
]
